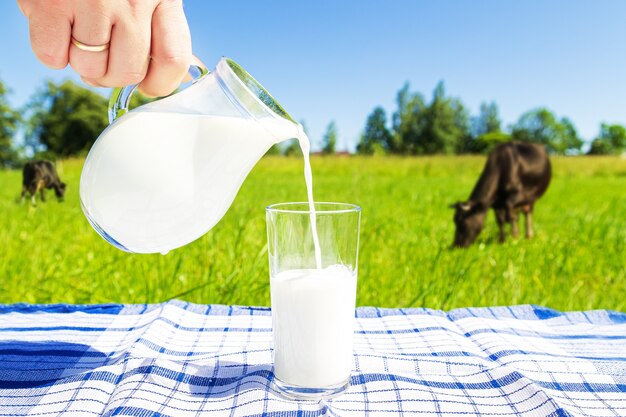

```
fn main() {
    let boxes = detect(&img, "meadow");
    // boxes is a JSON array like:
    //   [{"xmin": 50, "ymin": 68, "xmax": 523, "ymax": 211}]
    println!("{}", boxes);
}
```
[{"xmin": 0, "ymin": 155, "xmax": 624, "ymax": 311}]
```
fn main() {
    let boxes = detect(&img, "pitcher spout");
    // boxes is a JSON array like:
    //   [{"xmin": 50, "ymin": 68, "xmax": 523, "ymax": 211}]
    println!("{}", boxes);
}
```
[{"xmin": 215, "ymin": 58, "xmax": 299, "ymax": 143}]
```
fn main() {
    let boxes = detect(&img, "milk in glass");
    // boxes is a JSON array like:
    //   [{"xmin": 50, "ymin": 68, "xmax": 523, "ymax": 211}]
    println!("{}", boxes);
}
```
[{"xmin": 271, "ymin": 265, "xmax": 357, "ymax": 387}]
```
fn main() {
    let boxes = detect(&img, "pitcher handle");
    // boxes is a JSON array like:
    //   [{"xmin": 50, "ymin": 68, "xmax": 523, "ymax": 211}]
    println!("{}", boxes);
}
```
[{"xmin": 108, "ymin": 65, "xmax": 210, "ymax": 123}]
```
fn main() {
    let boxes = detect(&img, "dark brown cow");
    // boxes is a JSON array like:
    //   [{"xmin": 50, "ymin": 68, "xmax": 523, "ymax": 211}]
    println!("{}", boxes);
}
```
[
  {"xmin": 21, "ymin": 160, "xmax": 66, "ymax": 205},
  {"xmin": 451, "ymin": 142, "xmax": 551, "ymax": 247}
]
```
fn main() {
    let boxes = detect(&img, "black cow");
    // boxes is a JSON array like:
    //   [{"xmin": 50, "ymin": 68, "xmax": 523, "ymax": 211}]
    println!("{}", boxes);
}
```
[
  {"xmin": 451, "ymin": 142, "xmax": 551, "ymax": 247},
  {"xmin": 21, "ymin": 160, "xmax": 66, "ymax": 205}
]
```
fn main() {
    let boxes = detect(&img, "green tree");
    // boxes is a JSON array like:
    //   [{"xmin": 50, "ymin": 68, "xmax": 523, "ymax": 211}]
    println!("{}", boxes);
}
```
[
  {"xmin": 417, "ymin": 81, "xmax": 469, "ymax": 155},
  {"xmin": 357, "ymin": 107, "xmax": 391, "ymax": 155},
  {"xmin": 0, "ymin": 80, "xmax": 20, "ymax": 168},
  {"xmin": 321, "ymin": 121, "xmax": 337, "ymax": 155},
  {"xmin": 588, "ymin": 123, "xmax": 626, "ymax": 155},
  {"xmin": 511, "ymin": 108, "xmax": 582, "ymax": 154},
  {"xmin": 25, "ymin": 80, "xmax": 108, "ymax": 156},
  {"xmin": 451, "ymin": 98, "xmax": 471, "ymax": 154},
  {"xmin": 390, "ymin": 81, "xmax": 470, "ymax": 155},
  {"xmin": 282, "ymin": 140, "xmax": 302, "ymax": 156},
  {"xmin": 463, "ymin": 102, "xmax": 507, "ymax": 153},
  {"xmin": 588, "ymin": 138, "xmax": 613, "ymax": 155},
  {"xmin": 559, "ymin": 118, "xmax": 583, "ymax": 154},
  {"xmin": 391, "ymin": 83, "xmax": 426, "ymax": 154},
  {"xmin": 471, "ymin": 102, "xmax": 501, "ymax": 137}
]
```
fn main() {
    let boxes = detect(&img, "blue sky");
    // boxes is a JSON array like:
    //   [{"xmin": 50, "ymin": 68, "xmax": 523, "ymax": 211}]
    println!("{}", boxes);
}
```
[{"xmin": 1, "ymin": 1, "xmax": 625, "ymax": 150}]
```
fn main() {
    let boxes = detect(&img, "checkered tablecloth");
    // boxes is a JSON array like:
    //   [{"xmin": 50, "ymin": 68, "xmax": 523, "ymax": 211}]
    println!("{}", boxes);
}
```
[{"xmin": 0, "ymin": 301, "xmax": 624, "ymax": 416}]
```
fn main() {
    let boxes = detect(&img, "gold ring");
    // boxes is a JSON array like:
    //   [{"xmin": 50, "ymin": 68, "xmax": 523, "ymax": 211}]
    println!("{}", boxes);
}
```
[{"xmin": 71, "ymin": 36, "xmax": 110, "ymax": 52}]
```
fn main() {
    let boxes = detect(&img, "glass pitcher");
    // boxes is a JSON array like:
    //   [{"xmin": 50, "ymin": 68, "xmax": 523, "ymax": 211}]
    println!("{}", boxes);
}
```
[{"xmin": 80, "ymin": 57, "xmax": 300, "ymax": 254}]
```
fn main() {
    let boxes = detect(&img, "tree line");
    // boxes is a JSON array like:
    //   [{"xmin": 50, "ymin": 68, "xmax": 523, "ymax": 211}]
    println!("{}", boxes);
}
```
[
  {"xmin": 1, "ymin": 77, "xmax": 625, "ymax": 169},
  {"xmin": 355, "ymin": 81, "xmax": 625, "ymax": 156}
]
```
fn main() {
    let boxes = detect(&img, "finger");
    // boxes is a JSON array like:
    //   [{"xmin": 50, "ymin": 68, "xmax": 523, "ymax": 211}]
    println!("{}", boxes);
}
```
[
  {"xmin": 81, "ymin": 76, "xmax": 105, "ymax": 88},
  {"xmin": 175, "ymin": 55, "xmax": 206, "ymax": 84},
  {"xmin": 95, "ymin": 14, "xmax": 151, "ymax": 87},
  {"xmin": 138, "ymin": 0, "xmax": 192, "ymax": 97},
  {"xmin": 185, "ymin": 55, "xmax": 207, "ymax": 82},
  {"xmin": 69, "ymin": 2, "xmax": 112, "ymax": 80},
  {"xmin": 16, "ymin": 0, "xmax": 31, "ymax": 17},
  {"xmin": 28, "ymin": 3, "xmax": 71, "ymax": 69}
]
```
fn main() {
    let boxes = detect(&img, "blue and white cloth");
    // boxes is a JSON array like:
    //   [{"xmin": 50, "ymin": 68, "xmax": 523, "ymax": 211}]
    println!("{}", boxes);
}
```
[{"xmin": 0, "ymin": 301, "xmax": 625, "ymax": 416}]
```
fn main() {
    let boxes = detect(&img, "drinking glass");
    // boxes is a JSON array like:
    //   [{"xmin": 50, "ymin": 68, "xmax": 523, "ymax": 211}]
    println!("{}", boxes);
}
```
[{"xmin": 266, "ymin": 202, "xmax": 361, "ymax": 399}]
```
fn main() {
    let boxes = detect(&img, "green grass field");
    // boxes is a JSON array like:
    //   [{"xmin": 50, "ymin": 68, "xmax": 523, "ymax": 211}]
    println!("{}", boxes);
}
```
[{"xmin": 0, "ymin": 155, "xmax": 624, "ymax": 310}]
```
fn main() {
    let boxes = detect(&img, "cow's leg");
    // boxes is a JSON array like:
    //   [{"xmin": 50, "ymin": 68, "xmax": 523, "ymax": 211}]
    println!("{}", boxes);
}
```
[
  {"xmin": 504, "ymin": 187, "xmax": 522, "ymax": 239},
  {"xmin": 523, "ymin": 204, "xmax": 534, "ymax": 239},
  {"xmin": 505, "ymin": 199, "xmax": 519, "ymax": 239},
  {"xmin": 510, "ymin": 209, "xmax": 519, "ymax": 238},
  {"xmin": 26, "ymin": 184, "xmax": 37, "ymax": 206},
  {"xmin": 495, "ymin": 209, "xmax": 507, "ymax": 243},
  {"xmin": 20, "ymin": 187, "xmax": 26, "ymax": 204},
  {"xmin": 36, "ymin": 180, "xmax": 46, "ymax": 202}
]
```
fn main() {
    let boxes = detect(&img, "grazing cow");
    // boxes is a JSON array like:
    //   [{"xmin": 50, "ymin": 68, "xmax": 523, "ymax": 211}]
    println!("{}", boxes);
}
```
[
  {"xmin": 21, "ymin": 160, "xmax": 66, "ymax": 205},
  {"xmin": 451, "ymin": 142, "xmax": 551, "ymax": 248}
]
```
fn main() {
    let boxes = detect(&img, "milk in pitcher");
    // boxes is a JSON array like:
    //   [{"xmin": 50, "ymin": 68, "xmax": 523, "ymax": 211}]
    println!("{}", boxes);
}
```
[{"xmin": 80, "ymin": 112, "xmax": 289, "ymax": 254}]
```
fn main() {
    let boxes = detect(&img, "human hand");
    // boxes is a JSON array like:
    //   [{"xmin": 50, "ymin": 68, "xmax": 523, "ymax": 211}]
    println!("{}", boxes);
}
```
[{"xmin": 17, "ymin": 0, "xmax": 193, "ymax": 96}]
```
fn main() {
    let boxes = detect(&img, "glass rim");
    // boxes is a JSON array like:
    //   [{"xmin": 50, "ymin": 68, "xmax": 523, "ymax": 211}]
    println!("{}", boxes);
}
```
[
  {"xmin": 219, "ymin": 57, "xmax": 296, "ymax": 124},
  {"xmin": 266, "ymin": 202, "xmax": 361, "ymax": 214}
]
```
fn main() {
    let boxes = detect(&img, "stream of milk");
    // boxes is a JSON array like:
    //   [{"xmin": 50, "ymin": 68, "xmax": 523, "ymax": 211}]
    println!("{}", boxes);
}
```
[{"xmin": 296, "ymin": 125, "xmax": 322, "ymax": 269}]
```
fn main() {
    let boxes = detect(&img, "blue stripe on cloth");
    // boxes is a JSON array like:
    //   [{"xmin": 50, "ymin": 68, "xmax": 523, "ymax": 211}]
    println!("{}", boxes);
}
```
[
  {"xmin": 0, "ymin": 303, "xmax": 125, "ymax": 315},
  {"xmin": 0, "ymin": 300, "xmax": 273, "ymax": 316},
  {"xmin": 532, "ymin": 305, "xmax": 563, "ymax": 320},
  {"xmin": 609, "ymin": 311, "xmax": 626, "ymax": 323}
]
